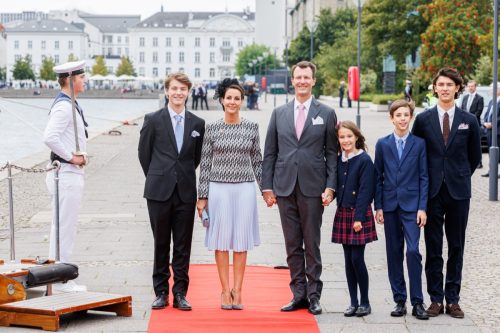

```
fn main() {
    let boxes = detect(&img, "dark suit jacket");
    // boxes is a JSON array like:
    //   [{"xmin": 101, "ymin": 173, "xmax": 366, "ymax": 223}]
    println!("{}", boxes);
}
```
[
  {"xmin": 484, "ymin": 100, "xmax": 500, "ymax": 146},
  {"xmin": 138, "ymin": 107, "xmax": 205, "ymax": 203},
  {"xmin": 412, "ymin": 106, "xmax": 481, "ymax": 200},
  {"xmin": 460, "ymin": 93, "xmax": 484, "ymax": 125},
  {"xmin": 262, "ymin": 98, "xmax": 337, "ymax": 197},
  {"xmin": 374, "ymin": 133, "xmax": 428, "ymax": 212}
]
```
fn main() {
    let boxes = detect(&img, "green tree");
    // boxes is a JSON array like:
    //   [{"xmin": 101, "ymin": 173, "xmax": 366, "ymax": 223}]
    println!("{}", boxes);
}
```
[
  {"xmin": 12, "ymin": 55, "xmax": 36, "ymax": 80},
  {"xmin": 363, "ymin": 0, "xmax": 431, "ymax": 66},
  {"xmin": 235, "ymin": 44, "xmax": 277, "ymax": 77},
  {"xmin": 115, "ymin": 57, "xmax": 137, "ymax": 76},
  {"xmin": 91, "ymin": 56, "xmax": 108, "ymax": 75},
  {"xmin": 0, "ymin": 66, "xmax": 6, "ymax": 81},
  {"xmin": 472, "ymin": 56, "xmax": 493, "ymax": 85},
  {"xmin": 418, "ymin": 0, "xmax": 492, "ymax": 83},
  {"xmin": 67, "ymin": 53, "xmax": 78, "ymax": 62},
  {"xmin": 39, "ymin": 57, "xmax": 57, "ymax": 81}
]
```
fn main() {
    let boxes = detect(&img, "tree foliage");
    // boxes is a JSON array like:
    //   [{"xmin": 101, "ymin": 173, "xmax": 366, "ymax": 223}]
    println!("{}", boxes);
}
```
[
  {"xmin": 235, "ymin": 44, "xmax": 278, "ymax": 77},
  {"xmin": 418, "ymin": 0, "xmax": 492, "ymax": 83},
  {"xmin": 39, "ymin": 57, "xmax": 57, "ymax": 81},
  {"xmin": 67, "ymin": 53, "xmax": 78, "ymax": 62},
  {"xmin": 12, "ymin": 55, "xmax": 36, "ymax": 80},
  {"xmin": 472, "ymin": 56, "xmax": 493, "ymax": 86},
  {"xmin": 116, "ymin": 57, "xmax": 137, "ymax": 76},
  {"xmin": 0, "ymin": 67, "xmax": 6, "ymax": 81},
  {"xmin": 91, "ymin": 56, "xmax": 108, "ymax": 75},
  {"xmin": 363, "ymin": 0, "xmax": 431, "ymax": 65}
]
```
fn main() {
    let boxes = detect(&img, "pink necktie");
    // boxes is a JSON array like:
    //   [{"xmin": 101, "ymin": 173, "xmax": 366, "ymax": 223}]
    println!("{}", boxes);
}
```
[{"xmin": 296, "ymin": 104, "xmax": 306, "ymax": 139}]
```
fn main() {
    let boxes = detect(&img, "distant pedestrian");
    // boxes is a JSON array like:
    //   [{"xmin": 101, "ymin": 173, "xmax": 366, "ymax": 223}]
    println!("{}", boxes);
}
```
[
  {"xmin": 191, "ymin": 85, "xmax": 199, "ymax": 110},
  {"xmin": 199, "ymin": 84, "xmax": 209, "ymax": 110},
  {"xmin": 404, "ymin": 80, "xmax": 412, "ymax": 101},
  {"xmin": 339, "ymin": 81, "xmax": 346, "ymax": 108},
  {"xmin": 461, "ymin": 80, "xmax": 484, "ymax": 168}
]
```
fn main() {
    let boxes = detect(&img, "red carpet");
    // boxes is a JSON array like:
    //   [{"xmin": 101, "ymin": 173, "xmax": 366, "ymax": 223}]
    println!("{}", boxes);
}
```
[{"xmin": 148, "ymin": 264, "xmax": 319, "ymax": 333}]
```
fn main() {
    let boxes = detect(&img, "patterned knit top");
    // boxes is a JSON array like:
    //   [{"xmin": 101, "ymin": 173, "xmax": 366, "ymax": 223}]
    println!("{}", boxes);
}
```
[{"xmin": 198, "ymin": 118, "xmax": 262, "ymax": 198}]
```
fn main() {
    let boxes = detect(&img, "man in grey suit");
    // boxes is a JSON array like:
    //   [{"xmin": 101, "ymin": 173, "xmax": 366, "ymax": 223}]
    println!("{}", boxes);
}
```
[
  {"xmin": 139, "ymin": 72, "xmax": 205, "ymax": 311},
  {"xmin": 262, "ymin": 61, "xmax": 338, "ymax": 315}
]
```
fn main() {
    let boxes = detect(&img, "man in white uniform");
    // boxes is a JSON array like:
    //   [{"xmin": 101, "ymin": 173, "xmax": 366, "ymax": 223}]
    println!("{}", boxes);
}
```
[{"xmin": 44, "ymin": 61, "xmax": 88, "ymax": 292}]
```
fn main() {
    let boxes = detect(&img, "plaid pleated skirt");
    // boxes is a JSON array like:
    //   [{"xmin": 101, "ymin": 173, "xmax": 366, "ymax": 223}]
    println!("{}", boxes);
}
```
[{"xmin": 332, "ymin": 206, "xmax": 378, "ymax": 245}]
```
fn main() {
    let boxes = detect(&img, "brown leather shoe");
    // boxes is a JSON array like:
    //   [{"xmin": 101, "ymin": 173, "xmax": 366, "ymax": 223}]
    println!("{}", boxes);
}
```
[
  {"xmin": 426, "ymin": 302, "xmax": 444, "ymax": 317},
  {"xmin": 446, "ymin": 303, "xmax": 464, "ymax": 318}
]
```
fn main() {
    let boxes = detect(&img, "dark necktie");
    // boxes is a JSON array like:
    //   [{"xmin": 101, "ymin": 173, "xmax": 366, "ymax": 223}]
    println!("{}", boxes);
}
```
[{"xmin": 443, "ymin": 112, "xmax": 450, "ymax": 145}]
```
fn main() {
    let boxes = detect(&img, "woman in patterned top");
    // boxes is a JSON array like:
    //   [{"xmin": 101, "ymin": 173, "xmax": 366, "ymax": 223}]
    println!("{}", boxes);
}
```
[{"xmin": 197, "ymin": 78, "xmax": 262, "ymax": 310}]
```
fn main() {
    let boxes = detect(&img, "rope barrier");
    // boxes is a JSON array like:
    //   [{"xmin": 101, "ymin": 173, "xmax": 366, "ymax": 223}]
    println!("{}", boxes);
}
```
[{"xmin": 0, "ymin": 161, "xmax": 58, "ymax": 173}]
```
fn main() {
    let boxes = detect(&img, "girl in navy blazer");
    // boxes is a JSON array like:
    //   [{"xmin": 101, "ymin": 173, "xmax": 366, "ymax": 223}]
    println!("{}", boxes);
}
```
[{"xmin": 332, "ymin": 120, "xmax": 377, "ymax": 317}]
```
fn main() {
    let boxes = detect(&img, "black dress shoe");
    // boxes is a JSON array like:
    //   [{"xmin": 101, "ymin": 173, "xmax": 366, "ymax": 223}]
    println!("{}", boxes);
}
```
[
  {"xmin": 173, "ymin": 293, "xmax": 192, "ymax": 311},
  {"xmin": 344, "ymin": 305, "xmax": 358, "ymax": 317},
  {"xmin": 308, "ymin": 299, "xmax": 322, "ymax": 315},
  {"xmin": 355, "ymin": 305, "xmax": 371, "ymax": 317},
  {"xmin": 390, "ymin": 301, "xmax": 407, "ymax": 317},
  {"xmin": 151, "ymin": 293, "xmax": 168, "ymax": 309},
  {"xmin": 412, "ymin": 303, "xmax": 429, "ymax": 320},
  {"xmin": 280, "ymin": 298, "xmax": 309, "ymax": 312}
]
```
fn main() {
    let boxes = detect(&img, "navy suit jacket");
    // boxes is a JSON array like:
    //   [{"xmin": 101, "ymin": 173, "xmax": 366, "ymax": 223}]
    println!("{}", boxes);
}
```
[
  {"xmin": 374, "ymin": 133, "xmax": 428, "ymax": 212},
  {"xmin": 412, "ymin": 106, "xmax": 481, "ymax": 200}
]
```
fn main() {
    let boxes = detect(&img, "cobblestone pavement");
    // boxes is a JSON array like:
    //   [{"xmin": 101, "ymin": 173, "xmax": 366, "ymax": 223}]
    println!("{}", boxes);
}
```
[{"xmin": 0, "ymin": 94, "xmax": 498, "ymax": 332}]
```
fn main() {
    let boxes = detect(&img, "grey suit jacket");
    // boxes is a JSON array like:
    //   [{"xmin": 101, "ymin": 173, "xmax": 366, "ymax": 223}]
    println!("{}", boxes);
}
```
[{"xmin": 262, "ymin": 98, "xmax": 338, "ymax": 197}]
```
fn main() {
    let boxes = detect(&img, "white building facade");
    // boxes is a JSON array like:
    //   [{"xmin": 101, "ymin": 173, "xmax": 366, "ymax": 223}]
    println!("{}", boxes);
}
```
[
  {"xmin": 129, "ymin": 10, "xmax": 255, "ymax": 83},
  {"xmin": 4, "ymin": 19, "xmax": 87, "ymax": 82},
  {"xmin": 255, "ymin": 0, "xmax": 286, "ymax": 57}
]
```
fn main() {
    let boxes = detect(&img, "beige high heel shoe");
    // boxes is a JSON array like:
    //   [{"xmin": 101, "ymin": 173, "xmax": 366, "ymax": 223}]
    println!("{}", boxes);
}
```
[
  {"xmin": 221, "ymin": 291, "xmax": 232, "ymax": 310},
  {"xmin": 231, "ymin": 289, "xmax": 244, "ymax": 310}
]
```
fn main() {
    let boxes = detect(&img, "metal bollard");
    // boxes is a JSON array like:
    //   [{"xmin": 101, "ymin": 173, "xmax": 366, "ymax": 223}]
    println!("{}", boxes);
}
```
[
  {"xmin": 7, "ymin": 161, "xmax": 15, "ymax": 262},
  {"xmin": 52, "ymin": 161, "xmax": 61, "ymax": 262}
]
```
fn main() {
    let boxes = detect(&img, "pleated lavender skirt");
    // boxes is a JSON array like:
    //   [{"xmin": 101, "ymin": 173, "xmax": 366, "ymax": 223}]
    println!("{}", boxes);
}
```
[{"xmin": 205, "ymin": 181, "xmax": 260, "ymax": 251}]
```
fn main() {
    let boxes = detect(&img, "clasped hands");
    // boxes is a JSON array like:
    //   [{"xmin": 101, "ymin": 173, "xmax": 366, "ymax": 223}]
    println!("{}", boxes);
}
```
[{"xmin": 262, "ymin": 188, "xmax": 335, "ymax": 207}]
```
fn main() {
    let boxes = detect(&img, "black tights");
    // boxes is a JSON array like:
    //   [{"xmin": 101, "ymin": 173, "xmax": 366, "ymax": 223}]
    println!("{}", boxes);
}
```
[{"xmin": 343, "ymin": 244, "xmax": 370, "ymax": 307}]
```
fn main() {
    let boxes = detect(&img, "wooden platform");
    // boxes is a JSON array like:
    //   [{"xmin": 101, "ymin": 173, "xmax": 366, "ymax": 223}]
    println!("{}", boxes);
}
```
[{"xmin": 0, "ymin": 292, "xmax": 132, "ymax": 331}]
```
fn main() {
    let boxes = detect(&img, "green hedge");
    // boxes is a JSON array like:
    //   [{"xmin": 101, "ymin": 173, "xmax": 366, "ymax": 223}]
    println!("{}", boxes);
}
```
[{"xmin": 370, "ymin": 93, "xmax": 404, "ymax": 105}]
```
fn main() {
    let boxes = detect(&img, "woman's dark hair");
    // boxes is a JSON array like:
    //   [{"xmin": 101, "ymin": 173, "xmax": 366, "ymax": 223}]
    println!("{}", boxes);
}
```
[
  {"xmin": 214, "ymin": 78, "xmax": 245, "ymax": 110},
  {"xmin": 336, "ymin": 120, "xmax": 367, "ymax": 152}
]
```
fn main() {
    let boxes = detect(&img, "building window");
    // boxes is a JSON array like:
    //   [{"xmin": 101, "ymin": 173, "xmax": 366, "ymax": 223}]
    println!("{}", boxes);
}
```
[
  {"xmin": 107, "ymin": 36, "xmax": 112, "ymax": 43},
  {"xmin": 107, "ymin": 66, "xmax": 113, "ymax": 73},
  {"xmin": 139, "ymin": 52, "xmax": 145, "ymax": 63},
  {"xmin": 179, "ymin": 38, "xmax": 184, "ymax": 47},
  {"xmin": 14, "ymin": 40, "xmax": 19, "ymax": 49},
  {"xmin": 28, "ymin": 40, "xmax": 32, "ymax": 49},
  {"xmin": 152, "ymin": 52, "xmax": 158, "ymax": 63},
  {"xmin": 118, "ymin": 36, "xmax": 122, "ymax": 43},
  {"xmin": 117, "ymin": 47, "xmax": 121, "ymax": 55},
  {"xmin": 195, "ymin": 52, "xmax": 200, "ymax": 63},
  {"xmin": 152, "ymin": 67, "xmax": 158, "ymax": 77},
  {"xmin": 165, "ymin": 52, "xmax": 171, "ymax": 63},
  {"xmin": 107, "ymin": 48, "xmax": 112, "ymax": 56},
  {"xmin": 209, "ymin": 52, "xmax": 215, "ymax": 63},
  {"xmin": 166, "ymin": 37, "xmax": 171, "ymax": 47},
  {"xmin": 54, "ymin": 55, "xmax": 59, "ymax": 63},
  {"xmin": 195, "ymin": 37, "xmax": 200, "ymax": 47},
  {"xmin": 222, "ymin": 51, "xmax": 230, "ymax": 62},
  {"xmin": 195, "ymin": 68, "xmax": 200, "ymax": 78},
  {"xmin": 209, "ymin": 68, "xmax": 215, "ymax": 78},
  {"xmin": 179, "ymin": 52, "xmax": 184, "ymax": 63},
  {"xmin": 55, "ymin": 41, "xmax": 59, "ymax": 49},
  {"xmin": 68, "ymin": 40, "xmax": 73, "ymax": 50},
  {"xmin": 222, "ymin": 39, "xmax": 231, "ymax": 47},
  {"xmin": 125, "ymin": 36, "xmax": 129, "ymax": 43},
  {"xmin": 41, "ymin": 40, "xmax": 46, "ymax": 49},
  {"xmin": 139, "ymin": 37, "xmax": 145, "ymax": 47},
  {"xmin": 166, "ymin": 67, "xmax": 171, "ymax": 75},
  {"xmin": 14, "ymin": 54, "xmax": 21, "ymax": 61},
  {"xmin": 139, "ymin": 67, "xmax": 145, "ymax": 76},
  {"xmin": 179, "ymin": 67, "xmax": 184, "ymax": 73},
  {"xmin": 238, "ymin": 39, "xmax": 243, "ymax": 47},
  {"xmin": 210, "ymin": 37, "xmax": 215, "ymax": 47},
  {"xmin": 125, "ymin": 48, "xmax": 129, "ymax": 56},
  {"xmin": 153, "ymin": 37, "xmax": 158, "ymax": 47}
]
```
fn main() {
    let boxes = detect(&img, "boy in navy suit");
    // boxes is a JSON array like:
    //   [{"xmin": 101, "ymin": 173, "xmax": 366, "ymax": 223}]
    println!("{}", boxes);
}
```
[
  {"xmin": 412, "ymin": 67, "xmax": 481, "ymax": 319},
  {"xmin": 374, "ymin": 99, "xmax": 429, "ymax": 320}
]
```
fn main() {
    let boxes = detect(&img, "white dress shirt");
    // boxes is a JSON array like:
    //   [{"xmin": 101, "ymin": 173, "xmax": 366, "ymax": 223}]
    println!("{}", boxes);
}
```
[{"xmin": 437, "ymin": 104, "xmax": 455, "ymax": 133}]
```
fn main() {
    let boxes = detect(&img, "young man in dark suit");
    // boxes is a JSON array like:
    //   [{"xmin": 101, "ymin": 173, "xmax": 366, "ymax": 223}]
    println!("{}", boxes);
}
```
[
  {"xmin": 374, "ymin": 99, "xmax": 429, "ymax": 320},
  {"xmin": 412, "ymin": 67, "xmax": 481, "ymax": 319},
  {"xmin": 139, "ymin": 72, "xmax": 205, "ymax": 311},
  {"xmin": 262, "ymin": 61, "xmax": 338, "ymax": 315},
  {"xmin": 461, "ymin": 80, "xmax": 484, "ymax": 168}
]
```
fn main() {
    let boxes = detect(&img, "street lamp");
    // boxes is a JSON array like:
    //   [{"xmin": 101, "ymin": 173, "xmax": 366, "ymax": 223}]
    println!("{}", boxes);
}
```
[
  {"xmin": 248, "ymin": 62, "xmax": 253, "ymax": 75},
  {"xmin": 262, "ymin": 51, "xmax": 269, "ymax": 102},
  {"xmin": 356, "ymin": 0, "xmax": 362, "ymax": 128},
  {"xmin": 306, "ymin": 20, "xmax": 318, "ymax": 60},
  {"xmin": 252, "ymin": 59, "xmax": 258, "ymax": 76},
  {"xmin": 257, "ymin": 56, "xmax": 264, "ymax": 75}
]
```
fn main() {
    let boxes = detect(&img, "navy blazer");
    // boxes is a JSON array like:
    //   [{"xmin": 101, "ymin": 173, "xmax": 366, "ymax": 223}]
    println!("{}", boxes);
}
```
[
  {"xmin": 374, "ymin": 133, "xmax": 428, "ymax": 212},
  {"xmin": 412, "ymin": 106, "xmax": 481, "ymax": 200},
  {"xmin": 335, "ymin": 151, "xmax": 376, "ymax": 222}
]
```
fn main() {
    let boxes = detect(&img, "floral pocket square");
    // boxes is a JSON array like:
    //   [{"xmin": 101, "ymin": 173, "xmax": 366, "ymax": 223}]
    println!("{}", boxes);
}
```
[
  {"xmin": 458, "ymin": 123, "xmax": 469, "ymax": 130},
  {"xmin": 191, "ymin": 130, "xmax": 201, "ymax": 137}
]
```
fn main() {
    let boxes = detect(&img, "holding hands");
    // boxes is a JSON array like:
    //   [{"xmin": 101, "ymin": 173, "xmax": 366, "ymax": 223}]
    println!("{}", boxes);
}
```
[
  {"xmin": 353, "ymin": 221, "xmax": 363, "ymax": 233},
  {"xmin": 321, "ymin": 188, "xmax": 335, "ymax": 206},
  {"xmin": 262, "ymin": 191, "xmax": 277, "ymax": 207},
  {"xmin": 375, "ymin": 209, "xmax": 384, "ymax": 225},
  {"xmin": 196, "ymin": 199, "xmax": 208, "ymax": 218}
]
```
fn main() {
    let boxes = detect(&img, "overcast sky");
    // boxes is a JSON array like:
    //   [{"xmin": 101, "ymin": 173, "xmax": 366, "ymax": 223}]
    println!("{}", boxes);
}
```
[{"xmin": 1, "ymin": 0, "xmax": 256, "ymax": 20}]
